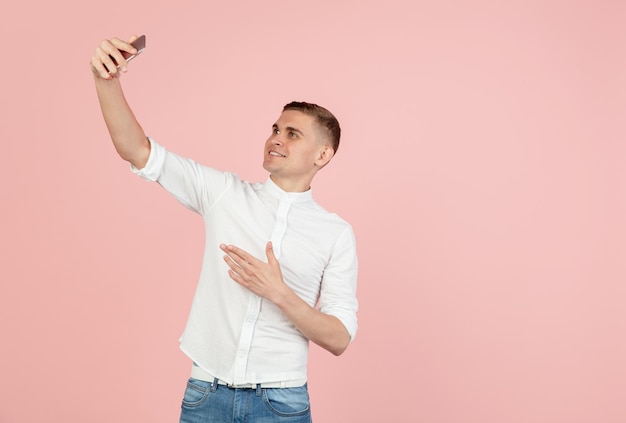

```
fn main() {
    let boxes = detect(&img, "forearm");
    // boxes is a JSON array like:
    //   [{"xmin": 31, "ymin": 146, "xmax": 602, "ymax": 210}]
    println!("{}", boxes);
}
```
[
  {"xmin": 221, "ymin": 242, "xmax": 353, "ymax": 355},
  {"xmin": 274, "ymin": 289, "xmax": 351, "ymax": 356},
  {"xmin": 94, "ymin": 76, "xmax": 150, "ymax": 168}
]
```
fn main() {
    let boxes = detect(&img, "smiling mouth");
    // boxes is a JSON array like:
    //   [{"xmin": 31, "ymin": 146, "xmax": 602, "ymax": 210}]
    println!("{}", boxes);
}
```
[{"xmin": 269, "ymin": 151, "xmax": 286, "ymax": 157}]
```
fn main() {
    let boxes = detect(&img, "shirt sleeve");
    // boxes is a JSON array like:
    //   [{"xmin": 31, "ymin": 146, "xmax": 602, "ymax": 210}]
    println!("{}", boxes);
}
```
[
  {"xmin": 318, "ymin": 226, "xmax": 359, "ymax": 340},
  {"xmin": 130, "ymin": 137, "xmax": 232, "ymax": 215}
]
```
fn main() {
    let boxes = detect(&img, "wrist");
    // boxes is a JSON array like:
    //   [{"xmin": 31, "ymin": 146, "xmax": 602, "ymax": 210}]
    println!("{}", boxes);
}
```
[{"xmin": 271, "ymin": 284, "xmax": 297, "ymax": 311}]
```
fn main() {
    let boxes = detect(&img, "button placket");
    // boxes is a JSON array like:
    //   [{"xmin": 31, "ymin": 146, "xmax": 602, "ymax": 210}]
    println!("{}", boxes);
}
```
[
  {"xmin": 271, "ymin": 196, "xmax": 292, "ymax": 260},
  {"xmin": 231, "ymin": 196, "xmax": 292, "ymax": 384},
  {"xmin": 232, "ymin": 294, "xmax": 262, "ymax": 383}
]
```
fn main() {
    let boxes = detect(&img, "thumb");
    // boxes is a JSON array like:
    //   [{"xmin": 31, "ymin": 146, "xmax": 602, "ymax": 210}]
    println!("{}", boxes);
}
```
[{"xmin": 266, "ymin": 241, "xmax": 277, "ymax": 264}]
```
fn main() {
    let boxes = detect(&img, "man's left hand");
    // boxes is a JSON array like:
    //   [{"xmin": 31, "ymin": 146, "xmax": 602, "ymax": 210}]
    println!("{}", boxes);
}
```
[{"xmin": 220, "ymin": 242, "xmax": 288, "ymax": 302}]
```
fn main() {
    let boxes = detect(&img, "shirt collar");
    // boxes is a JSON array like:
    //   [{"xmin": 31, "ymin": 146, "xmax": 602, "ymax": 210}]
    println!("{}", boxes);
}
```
[{"xmin": 263, "ymin": 176, "xmax": 313, "ymax": 203}]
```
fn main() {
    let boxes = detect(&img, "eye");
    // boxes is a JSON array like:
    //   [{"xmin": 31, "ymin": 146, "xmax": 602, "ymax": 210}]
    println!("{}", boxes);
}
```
[
  {"xmin": 273, "ymin": 128, "xmax": 280, "ymax": 135},
  {"xmin": 288, "ymin": 131, "xmax": 298, "ymax": 138}
]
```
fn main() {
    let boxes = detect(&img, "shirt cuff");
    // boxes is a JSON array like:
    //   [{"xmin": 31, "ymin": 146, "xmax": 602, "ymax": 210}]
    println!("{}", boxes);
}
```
[
  {"xmin": 330, "ymin": 310, "xmax": 358, "ymax": 341},
  {"xmin": 130, "ymin": 137, "xmax": 166, "ymax": 182}
]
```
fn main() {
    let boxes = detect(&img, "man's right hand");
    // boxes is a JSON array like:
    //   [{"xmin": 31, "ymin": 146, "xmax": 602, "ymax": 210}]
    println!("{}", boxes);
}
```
[
  {"xmin": 90, "ymin": 36, "xmax": 138, "ymax": 80},
  {"xmin": 91, "ymin": 34, "xmax": 150, "ymax": 169}
]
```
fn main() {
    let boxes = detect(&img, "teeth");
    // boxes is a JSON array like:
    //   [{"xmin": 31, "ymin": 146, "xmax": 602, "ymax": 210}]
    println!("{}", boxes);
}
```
[{"xmin": 270, "ymin": 151, "xmax": 285, "ymax": 157}]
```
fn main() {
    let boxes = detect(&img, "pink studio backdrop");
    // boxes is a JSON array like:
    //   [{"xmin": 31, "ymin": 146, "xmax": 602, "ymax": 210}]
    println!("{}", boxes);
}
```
[{"xmin": 1, "ymin": 1, "xmax": 624, "ymax": 422}]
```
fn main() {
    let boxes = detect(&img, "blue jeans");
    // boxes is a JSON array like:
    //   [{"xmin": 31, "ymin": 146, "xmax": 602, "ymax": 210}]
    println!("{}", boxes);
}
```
[{"xmin": 179, "ymin": 377, "xmax": 312, "ymax": 423}]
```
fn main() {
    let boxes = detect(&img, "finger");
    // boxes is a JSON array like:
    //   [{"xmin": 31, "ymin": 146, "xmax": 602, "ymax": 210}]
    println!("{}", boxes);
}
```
[
  {"xmin": 265, "ymin": 242, "xmax": 277, "ymax": 265},
  {"xmin": 113, "ymin": 37, "xmax": 138, "ymax": 68},
  {"xmin": 223, "ymin": 254, "xmax": 244, "ymax": 273},
  {"xmin": 106, "ymin": 39, "xmax": 134, "ymax": 72},
  {"xmin": 221, "ymin": 244, "xmax": 254, "ymax": 265},
  {"xmin": 103, "ymin": 38, "xmax": 135, "ymax": 73},
  {"xmin": 220, "ymin": 244, "xmax": 243, "ymax": 267},
  {"xmin": 96, "ymin": 49, "xmax": 119, "ymax": 77},
  {"xmin": 225, "ymin": 260, "xmax": 255, "ymax": 289},
  {"xmin": 227, "ymin": 269, "xmax": 246, "ymax": 286},
  {"xmin": 95, "ymin": 41, "xmax": 124, "ymax": 76},
  {"xmin": 90, "ymin": 54, "xmax": 114, "ymax": 79},
  {"xmin": 110, "ymin": 36, "xmax": 138, "ymax": 56},
  {"xmin": 224, "ymin": 253, "xmax": 260, "ymax": 283}
]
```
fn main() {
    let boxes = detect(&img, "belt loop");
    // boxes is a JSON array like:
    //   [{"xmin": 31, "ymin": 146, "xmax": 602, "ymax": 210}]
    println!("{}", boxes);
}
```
[
  {"xmin": 211, "ymin": 378, "xmax": 219, "ymax": 392},
  {"xmin": 256, "ymin": 384, "xmax": 262, "ymax": 396}
]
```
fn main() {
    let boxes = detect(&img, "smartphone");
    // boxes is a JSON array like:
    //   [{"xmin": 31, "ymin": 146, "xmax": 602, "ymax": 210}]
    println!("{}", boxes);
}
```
[{"xmin": 121, "ymin": 35, "xmax": 146, "ymax": 63}]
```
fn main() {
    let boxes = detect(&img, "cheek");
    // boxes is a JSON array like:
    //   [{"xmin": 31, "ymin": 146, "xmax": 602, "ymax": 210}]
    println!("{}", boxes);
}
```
[{"xmin": 294, "ymin": 148, "xmax": 314, "ymax": 161}]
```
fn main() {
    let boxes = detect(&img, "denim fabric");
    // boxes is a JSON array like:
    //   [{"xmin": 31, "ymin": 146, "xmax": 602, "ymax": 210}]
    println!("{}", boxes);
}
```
[{"xmin": 180, "ymin": 377, "xmax": 312, "ymax": 423}]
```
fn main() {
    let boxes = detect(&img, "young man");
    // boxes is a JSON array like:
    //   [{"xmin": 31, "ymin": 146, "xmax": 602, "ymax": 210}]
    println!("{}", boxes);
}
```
[{"xmin": 91, "ymin": 36, "xmax": 358, "ymax": 422}]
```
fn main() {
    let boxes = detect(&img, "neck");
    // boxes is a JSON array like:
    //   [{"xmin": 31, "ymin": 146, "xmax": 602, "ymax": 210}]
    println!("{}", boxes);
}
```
[{"xmin": 269, "ymin": 174, "xmax": 312, "ymax": 193}]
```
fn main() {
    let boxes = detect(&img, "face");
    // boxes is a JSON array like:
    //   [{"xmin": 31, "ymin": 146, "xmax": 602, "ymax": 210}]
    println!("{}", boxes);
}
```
[{"xmin": 263, "ymin": 110, "xmax": 333, "ymax": 190}]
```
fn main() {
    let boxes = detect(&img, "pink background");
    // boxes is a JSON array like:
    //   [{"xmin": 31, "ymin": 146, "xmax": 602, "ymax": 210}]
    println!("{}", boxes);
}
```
[{"xmin": 1, "ymin": 1, "xmax": 625, "ymax": 422}]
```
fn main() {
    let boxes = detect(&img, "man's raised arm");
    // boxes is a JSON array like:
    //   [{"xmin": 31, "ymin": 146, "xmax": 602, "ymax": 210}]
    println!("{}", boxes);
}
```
[{"xmin": 91, "ymin": 35, "xmax": 150, "ymax": 169}]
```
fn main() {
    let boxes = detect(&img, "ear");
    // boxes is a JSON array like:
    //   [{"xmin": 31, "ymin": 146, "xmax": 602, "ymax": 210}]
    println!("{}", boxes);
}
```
[{"xmin": 315, "ymin": 145, "xmax": 335, "ymax": 167}]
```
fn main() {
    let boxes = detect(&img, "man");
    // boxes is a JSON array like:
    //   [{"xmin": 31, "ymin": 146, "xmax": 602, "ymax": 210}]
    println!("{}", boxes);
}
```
[{"xmin": 91, "ymin": 35, "xmax": 358, "ymax": 422}]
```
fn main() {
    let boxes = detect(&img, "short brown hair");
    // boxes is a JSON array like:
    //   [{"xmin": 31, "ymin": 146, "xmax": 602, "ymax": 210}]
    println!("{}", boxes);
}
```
[{"xmin": 283, "ymin": 101, "xmax": 341, "ymax": 154}]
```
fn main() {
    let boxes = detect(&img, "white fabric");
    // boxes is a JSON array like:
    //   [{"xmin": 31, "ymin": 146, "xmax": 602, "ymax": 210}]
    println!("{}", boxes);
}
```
[
  {"xmin": 132, "ymin": 138, "xmax": 358, "ymax": 385},
  {"xmin": 191, "ymin": 363, "xmax": 307, "ymax": 388}
]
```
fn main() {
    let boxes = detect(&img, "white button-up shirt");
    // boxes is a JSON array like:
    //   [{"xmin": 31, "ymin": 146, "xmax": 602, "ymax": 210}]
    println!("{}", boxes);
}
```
[{"xmin": 132, "ymin": 138, "xmax": 358, "ymax": 385}]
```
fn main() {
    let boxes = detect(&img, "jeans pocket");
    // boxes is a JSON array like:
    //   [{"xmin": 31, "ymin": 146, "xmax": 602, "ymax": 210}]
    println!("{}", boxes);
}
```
[
  {"xmin": 263, "ymin": 385, "xmax": 311, "ymax": 417},
  {"xmin": 182, "ymin": 377, "xmax": 212, "ymax": 408}
]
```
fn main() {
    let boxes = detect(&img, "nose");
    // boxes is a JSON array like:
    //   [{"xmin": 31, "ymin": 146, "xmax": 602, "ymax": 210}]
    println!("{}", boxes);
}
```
[{"xmin": 272, "ymin": 134, "xmax": 283, "ymax": 146}]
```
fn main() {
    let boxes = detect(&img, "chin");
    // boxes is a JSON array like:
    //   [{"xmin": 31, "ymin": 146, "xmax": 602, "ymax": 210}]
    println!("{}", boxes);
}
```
[{"xmin": 262, "ymin": 162, "xmax": 274, "ymax": 173}]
